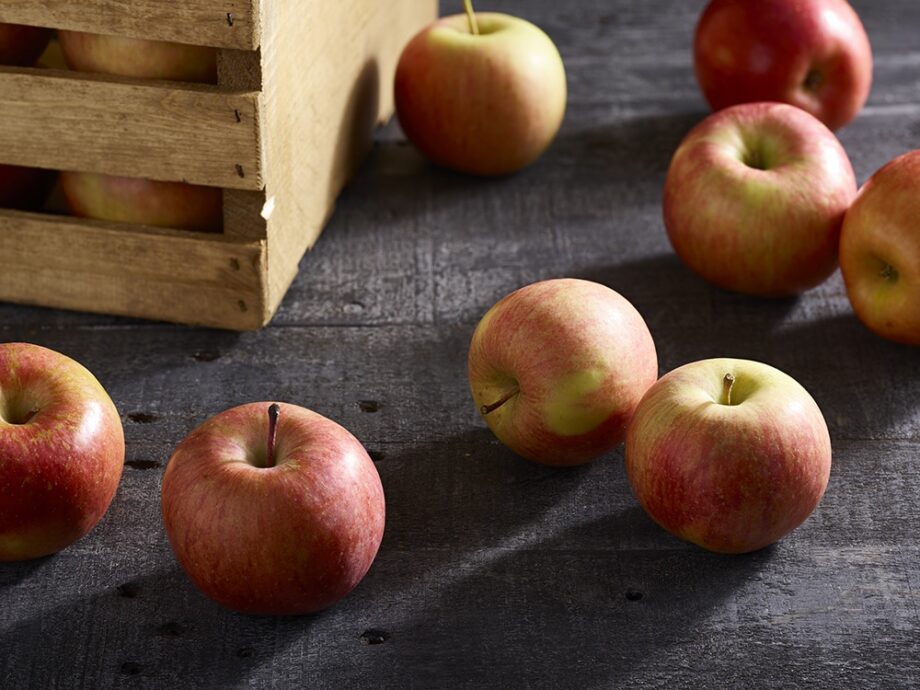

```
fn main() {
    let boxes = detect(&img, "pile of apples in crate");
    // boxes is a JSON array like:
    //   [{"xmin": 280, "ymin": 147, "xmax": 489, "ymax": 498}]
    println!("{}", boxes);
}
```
[
  {"xmin": 2, "ymin": 0, "xmax": 918, "ymax": 616},
  {"xmin": 0, "ymin": 24, "xmax": 221, "ymax": 231}
]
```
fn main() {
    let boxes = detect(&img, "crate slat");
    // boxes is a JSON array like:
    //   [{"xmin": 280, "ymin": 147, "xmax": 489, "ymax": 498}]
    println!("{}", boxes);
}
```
[
  {"xmin": 0, "ymin": 68, "xmax": 262, "ymax": 190},
  {"xmin": 0, "ymin": 210, "xmax": 269, "ymax": 330},
  {"xmin": 0, "ymin": 0, "xmax": 259, "ymax": 50}
]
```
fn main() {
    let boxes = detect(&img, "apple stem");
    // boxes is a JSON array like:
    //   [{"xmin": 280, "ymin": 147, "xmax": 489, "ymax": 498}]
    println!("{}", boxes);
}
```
[
  {"xmin": 722, "ymin": 374, "xmax": 736, "ymax": 406},
  {"xmin": 464, "ymin": 0, "xmax": 480, "ymax": 35},
  {"xmin": 480, "ymin": 387, "xmax": 520, "ymax": 416},
  {"xmin": 267, "ymin": 403, "xmax": 280, "ymax": 468}
]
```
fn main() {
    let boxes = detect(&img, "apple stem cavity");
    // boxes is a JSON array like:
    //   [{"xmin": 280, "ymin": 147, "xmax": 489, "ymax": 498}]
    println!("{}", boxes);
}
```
[
  {"xmin": 480, "ymin": 387, "xmax": 520, "ymax": 416},
  {"xmin": 463, "ymin": 0, "xmax": 480, "ymax": 35},
  {"xmin": 803, "ymin": 69, "xmax": 824, "ymax": 92},
  {"xmin": 722, "ymin": 374, "xmax": 736, "ymax": 406},
  {"xmin": 266, "ymin": 403, "xmax": 281, "ymax": 468}
]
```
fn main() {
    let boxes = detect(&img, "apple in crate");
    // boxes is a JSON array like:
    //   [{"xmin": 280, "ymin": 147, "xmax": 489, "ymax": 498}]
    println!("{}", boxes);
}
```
[
  {"xmin": 664, "ymin": 102, "xmax": 856, "ymax": 296},
  {"xmin": 468, "ymin": 279, "xmax": 658, "ymax": 467},
  {"xmin": 840, "ymin": 150, "xmax": 920, "ymax": 345},
  {"xmin": 395, "ymin": 1, "xmax": 567, "ymax": 175},
  {"xmin": 58, "ymin": 31, "xmax": 217, "ymax": 83},
  {"xmin": 694, "ymin": 0, "xmax": 872, "ymax": 130},
  {"xmin": 61, "ymin": 172, "xmax": 223, "ymax": 233},
  {"xmin": 625, "ymin": 358, "xmax": 831, "ymax": 554},
  {"xmin": 0, "ymin": 23, "xmax": 52, "ymax": 67},
  {"xmin": 162, "ymin": 403, "xmax": 386, "ymax": 615},
  {"xmin": 0, "ymin": 343, "xmax": 125, "ymax": 561}
]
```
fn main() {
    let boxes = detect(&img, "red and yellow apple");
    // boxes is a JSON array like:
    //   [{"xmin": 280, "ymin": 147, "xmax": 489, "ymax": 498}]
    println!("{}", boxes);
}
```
[
  {"xmin": 162, "ymin": 402, "xmax": 386, "ymax": 615},
  {"xmin": 694, "ymin": 0, "xmax": 872, "ymax": 130},
  {"xmin": 58, "ymin": 31, "xmax": 217, "ymax": 83},
  {"xmin": 663, "ymin": 102, "xmax": 857, "ymax": 296},
  {"xmin": 0, "ymin": 23, "xmax": 52, "ymax": 67},
  {"xmin": 840, "ymin": 150, "xmax": 920, "ymax": 345},
  {"xmin": 468, "ymin": 278, "xmax": 658, "ymax": 467},
  {"xmin": 625, "ymin": 358, "xmax": 831, "ymax": 554},
  {"xmin": 395, "ymin": 6, "xmax": 567, "ymax": 176},
  {"xmin": 0, "ymin": 343, "xmax": 125, "ymax": 561},
  {"xmin": 60, "ymin": 171, "xmax": 223, "ymax": 233}
]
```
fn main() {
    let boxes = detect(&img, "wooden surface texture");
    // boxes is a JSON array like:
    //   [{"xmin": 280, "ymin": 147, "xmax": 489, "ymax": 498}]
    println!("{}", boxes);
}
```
[
  {"xmin": 0, "ymin": 0, "xmax": 259, "ymax": 51},
  {"xmin": 1, "ymin": 0, "xmax": 919, "ymax": 688}
]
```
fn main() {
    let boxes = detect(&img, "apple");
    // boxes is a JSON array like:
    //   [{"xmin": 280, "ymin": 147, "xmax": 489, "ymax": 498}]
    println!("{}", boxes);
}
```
[
  {"xmin": 0, "ymin": 343, "xmax": 125, "ymax": 561},
  {"xmin": 60, "ymin": 171, "xmax": 223, "ymax": 233},
  {"xmin": 625, "ymin": 358, "xmax": 831, "ymax": 554},
  {"xmin": 161, "ymin": 402, "xmax": 386, "ymax": 615},
  {"xmin": 839, "ymin": 150, "xmax": 920, "ymax": 345},
  {"xmin": 395, "ymin": 2, "xmax": 567, "ymax": 176},
  {"xmin": 57, "ymin": 31, "xmax": 217, "ymax": 83},
  {"xmin": 663, "ymin": 102, "xmax": 857, "ymax": 297},
  {"xmin": 694, "ymin": 0, "xmax": 872, "ymax": 131},
  {"xmin": 0, "ymin": 23, "xmax": 52, "ymax": 67},
  {"xmin": 468, "ymin": 278, "xmax": 658, "ymax": 467},
  {"xmin": 0, "ymin": 164, "xmax": 53, "ymax": 211}
]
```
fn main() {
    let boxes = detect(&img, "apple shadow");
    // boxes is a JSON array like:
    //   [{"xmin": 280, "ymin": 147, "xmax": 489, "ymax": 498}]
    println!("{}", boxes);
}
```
[
  {"xmin": 351, "ymin": 497, "xmax": 775, "ymax": 687},
  {"xmin": 0, "ymin": 555, "xmax": 52, "ymax": 589},
  {"xmin": 0, "ymin": 563, "xmax": 313, "ymax": 687}
]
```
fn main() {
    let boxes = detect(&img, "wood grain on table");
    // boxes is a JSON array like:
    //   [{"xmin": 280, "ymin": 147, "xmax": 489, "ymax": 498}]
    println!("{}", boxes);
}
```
[{"xmin": 1, "ymin": 1, "xmax": 919, "ymax": 688}]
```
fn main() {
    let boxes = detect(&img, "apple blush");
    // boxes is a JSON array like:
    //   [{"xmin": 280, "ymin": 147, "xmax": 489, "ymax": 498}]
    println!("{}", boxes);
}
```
[
  {"xmin": 625, "ymin": 358, "xmax": 832, "ymax": 554},
  {"xmin": 840, "ymin": 150, "xmax": 920, "ymax": 345},
  {"xmin": 161, "ymin": 402, "xmax": 385, "ymax": 615},
  {"xmin": 694, "ymin": 0, "xmax": 873, "ymax": 131},
  {"xmin": 0, "ymin": 343, "xmax": 125, "ymax": 561},
  {"xmin": 468, "ymin": 279, "xmax": 658, "ymax": 467},
  {"xmin": 395, "ymin": 1, "xmax": 567, "ymax": 176}
]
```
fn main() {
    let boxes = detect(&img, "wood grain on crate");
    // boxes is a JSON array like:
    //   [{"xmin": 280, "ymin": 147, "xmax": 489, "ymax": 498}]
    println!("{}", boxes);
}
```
[
  {"xmin": 0, "ymin": 0, "xmax": 259, "ymax": 50},
  {"xmin": 0, "ymin": 67, "xmax": 261, "ymax": 190},
  {"xmin": 0, "ymin": 211, "xmax": 266, "ymax": 330},
  {"xmin": 0, "ymin": 0, "xmax": 438, "ymax": 330}
]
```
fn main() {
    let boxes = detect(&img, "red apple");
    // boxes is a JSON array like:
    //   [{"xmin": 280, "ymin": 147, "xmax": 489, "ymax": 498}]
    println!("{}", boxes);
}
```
[
  {"xmin": 625, "ymin": 358, "xmax": 831, "ymax": 554},
  {"xmin": 57, "ymin": 31, "xmax": 217, "ymax": 83},
  {"xmin": 0, "ymin": 343, "xmax": 125, "ymax": 561},
  {"xmin": 161, "ymin": 402, "xmax": 386, "ymax": 615},
  {"xmin": 468, "ymin": 278, "xmax": 658, "ymax": 467},
  {"xmin": 840, "ymin": 150, "xmax": 920, "ymax": 345},
  {"xmin": 60, "ymin": 171, "xmax": 223, "ymax": 233},
  {"xmin": 0, "ymin": 23, "xmax": 52, "ymax": 67},
  {"xmin": 694, "ymin": 0, "xmax": 872, "ymax": 131},
  {"xmin": 663, "ymin": 102, "xmax": 857, "ymax": 296},
  {"xmin": 395, "ymin": 6, "xmax": 567, "ymax": 176}
]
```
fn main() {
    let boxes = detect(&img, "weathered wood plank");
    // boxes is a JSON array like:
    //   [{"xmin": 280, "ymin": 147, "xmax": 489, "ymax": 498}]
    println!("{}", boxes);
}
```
[
  {"xmin": 0, "ymin": 0, "xmax": 259, "ymax": 51},
  {"xmin": 0, "ymin": 67, "xmax": 261, "ymax": 190},
  {"xmin": 0, "ymin": 210, "xmax": 269, "ymax": 330}
]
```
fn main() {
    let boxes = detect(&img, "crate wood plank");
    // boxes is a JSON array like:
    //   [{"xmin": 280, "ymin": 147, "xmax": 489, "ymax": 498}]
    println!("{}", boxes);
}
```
[
  {"xmin": 0, "ymin": 67, "xmax": 262, "ymax": 191},
  {"xmin": 0, "ymin": 0, "xmax": 259, "ymax": 51},
  {"xmin": 0, "ymin": 210, "xmax": 269, "ymax": 329},
  {"xmin": 258, "ymin": 0, "xmax": 439, "ymax": 315}
]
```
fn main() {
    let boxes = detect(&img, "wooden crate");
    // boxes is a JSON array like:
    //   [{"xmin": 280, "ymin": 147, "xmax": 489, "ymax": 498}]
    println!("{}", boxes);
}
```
[{"xmin": 0, "ymin": 0, "xmax": 436, "ymax": 330}]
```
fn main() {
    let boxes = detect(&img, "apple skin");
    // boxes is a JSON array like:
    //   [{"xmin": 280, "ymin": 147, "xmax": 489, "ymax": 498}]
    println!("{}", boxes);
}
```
[
  {"xmin": 694, "ymin": 0, "xmax": 872, "ymax": 131},
  {"xmin": 663, "ymin": 102, "xmax": 857, "ymax": 297},
  {"xmin": 161, "ymin": 402, "xmax": 386, "ymax": 615},
  {"xmin": 60, "ymin": 171, "xmax": 223, "ymax": 233},
  {"xmin": 0, "ymin": 343, "xmax": 125, "ymax": 562},
  {"xmin": 468, "ymin": 279, "xmax": 658, "ymax": 467},
  {"xmin": 840, "ymin": 150, "xmax": 920, "ymax": 345},
  {"xmin": 625, "ymin": 358, "xmax": 831, "ymax": 554},
  {"xmin": 0, "ymin": 23, "xmax": 52, "ymax": 67},
  {"xmin": 395, "ymin": 12, "xmax": 567, "ymax": 176},
  {"xmin": 58, "ymin": 31, "xmax": 217, "ymax": 83}
]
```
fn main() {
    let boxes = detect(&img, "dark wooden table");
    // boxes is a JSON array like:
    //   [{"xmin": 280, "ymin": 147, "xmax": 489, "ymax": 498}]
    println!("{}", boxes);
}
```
[{"xmin": 3, "ymin": 1, "xmax": 919, "ymax": 687}]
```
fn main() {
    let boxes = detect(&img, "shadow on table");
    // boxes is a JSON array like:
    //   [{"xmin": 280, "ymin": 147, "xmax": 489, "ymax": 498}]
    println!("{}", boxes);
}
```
[
  {"xmin": 351, "ymin": 432, "xmax": 776, "ymax": 686},
  {"xmin": 0, "ymin": 562, "xmax": 315, "ymax": 687}
]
